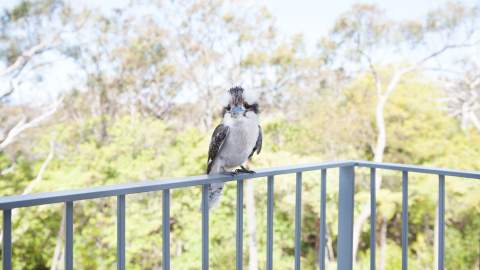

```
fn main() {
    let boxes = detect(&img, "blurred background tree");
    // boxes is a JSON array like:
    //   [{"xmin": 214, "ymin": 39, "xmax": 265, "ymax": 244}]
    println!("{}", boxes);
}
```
[{"xmin": 0, "ymin": 0, "xmax": 479, "ymax": 269}]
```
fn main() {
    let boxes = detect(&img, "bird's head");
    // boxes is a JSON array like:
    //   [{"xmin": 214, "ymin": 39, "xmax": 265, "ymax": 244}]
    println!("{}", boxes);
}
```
[{"xmin": 221, "ymin": 86, "xmax": 259, "ymax": 118}]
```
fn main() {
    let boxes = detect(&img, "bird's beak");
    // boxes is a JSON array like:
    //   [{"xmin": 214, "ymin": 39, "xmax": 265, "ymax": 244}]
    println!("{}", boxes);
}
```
[{"xmin": 231, "ymin": 106, "xmax": 245, "ymax": 117}]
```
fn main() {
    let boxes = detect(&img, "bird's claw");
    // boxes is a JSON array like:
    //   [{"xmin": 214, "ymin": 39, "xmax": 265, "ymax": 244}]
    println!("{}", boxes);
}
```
[
  {"xmin": 235, "ymin": 166, "xmax": 256, "ymax": 174},
  {"xmin": 221, "ymin": 167, "xmax": 256, "ymax": 176},
  {"xmin": 241, "ymin": 165, "xmax": 256, "ymax": 174}
]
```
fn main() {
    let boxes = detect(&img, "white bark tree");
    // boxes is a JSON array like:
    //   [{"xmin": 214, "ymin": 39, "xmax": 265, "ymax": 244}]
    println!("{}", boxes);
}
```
[
  {"xmin": 320, "ymin": 2, "xmax": 480, "ymax": 264},
  {"xmin": 50, "ymin": 206, "xmax": 66, "ymax": 270},
  {"xmin": 0, "ymin": 139, "xmax": 55, "ymax": 244},
  {"xmin": 0, "ymin": 1, "xmax": 90, "ymax": 152},
  {"xmin": 443, "ymin": 61, "xmax": 480, "ymax": 133},
  {"xmin": 0, "ymin": 100, "xmax": 62, "ymax": 151}
]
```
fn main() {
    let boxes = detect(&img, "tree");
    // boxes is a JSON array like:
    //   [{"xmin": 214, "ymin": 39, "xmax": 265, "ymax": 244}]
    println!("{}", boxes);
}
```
[
  {"xmin": 444, "ymin": 60, "xmax": 480, "ymax": 133},
  {"xmin": 319, "ymin": 2, "xmax": 480, "ymax": 264},
  {"xmin": 2, "ymin": 1, "xmax": 480, "ymax": 269},
  {"xmin": 0, "ymin": 0, "xmax": 90, "ymax": 151}
]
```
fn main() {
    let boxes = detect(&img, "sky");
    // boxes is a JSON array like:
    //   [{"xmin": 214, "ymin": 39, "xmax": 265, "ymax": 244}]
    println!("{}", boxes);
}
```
[
  {"xmin": 4, "ymin": 0, "xmax": 476, "ymax": 48},
  {"xmin": 1, "ymin": 0, "xmax": 479, "ymax": 104},
  {"xmin": 263, "ymin": 0, "xmax": 479, "ymax": 51},
  {"xmin": 72, "ymin": 0, "xmax": 479, "ymax": 50}
]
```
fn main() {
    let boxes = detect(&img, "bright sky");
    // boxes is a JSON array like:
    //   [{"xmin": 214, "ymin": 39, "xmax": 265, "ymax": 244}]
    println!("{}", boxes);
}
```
[
  {"xmin": 4, "ymin": 0, "xmax": 476, "ymax": 48},
  {"xmin": 263, "ymin": 0, "xmax": 479, "ymax": 51},
  {"xmin": 71, "ymin": 0, "xmax": 479, "ymax": 49},
  {"xmin": 1, "ymin": 0, "xmax": 478, "ymax": 104}
]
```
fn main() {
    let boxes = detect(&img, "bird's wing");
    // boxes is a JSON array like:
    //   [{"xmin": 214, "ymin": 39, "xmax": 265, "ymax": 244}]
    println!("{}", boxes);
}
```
[
  {"xmin": 249, "ymin": 125, "xmax": 263, "ymax": 159},
  {"xmin": 207, "ymin": 124, "xmax": 230, "ymax": 174}
]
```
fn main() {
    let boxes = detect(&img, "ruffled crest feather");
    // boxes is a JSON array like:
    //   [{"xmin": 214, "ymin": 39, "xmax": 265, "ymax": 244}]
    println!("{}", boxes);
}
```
[{"xmin": 219, "ymin": 86, "xmax": 259, "ymax": 107}]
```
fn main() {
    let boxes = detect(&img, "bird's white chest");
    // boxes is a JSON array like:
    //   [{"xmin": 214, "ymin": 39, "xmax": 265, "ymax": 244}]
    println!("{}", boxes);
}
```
[{"xmin": 220, "ymin": 114, "xmax": 259, "ymax": 167}]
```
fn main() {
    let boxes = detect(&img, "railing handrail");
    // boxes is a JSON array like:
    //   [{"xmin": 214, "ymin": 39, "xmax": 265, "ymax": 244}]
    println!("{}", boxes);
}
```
[
  {"xmin": 355, "ymin": 160, "xmax": 480, "ymax": 179},
  {"xmin": 1, "ymin": 159, "xmax": 479, "ymax": 270},
  {"xmin": 1, "ymin": 160, "xmax": 479, "ymax": 210},
  {"xmin": 0, "ymin": 160, "xmax": 354, "ymax": 210}
]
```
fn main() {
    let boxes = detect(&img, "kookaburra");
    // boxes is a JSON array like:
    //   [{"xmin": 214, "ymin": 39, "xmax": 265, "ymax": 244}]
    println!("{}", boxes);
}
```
[{"xmin": 205, "ymin": 86, "xmax": 262, "ymax": 210}]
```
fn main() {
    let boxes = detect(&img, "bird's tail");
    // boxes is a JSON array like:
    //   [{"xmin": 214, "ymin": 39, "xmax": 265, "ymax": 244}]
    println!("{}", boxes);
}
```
[{"xmin": 200, "ymin": 182, "xmax": 224, "ymax": 212}]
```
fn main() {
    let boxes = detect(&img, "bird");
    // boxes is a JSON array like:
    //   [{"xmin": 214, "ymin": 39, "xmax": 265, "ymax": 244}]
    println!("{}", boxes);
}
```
[{"xmin": 204, "ymin": 86, "xmax": 262, "ymax": 210}]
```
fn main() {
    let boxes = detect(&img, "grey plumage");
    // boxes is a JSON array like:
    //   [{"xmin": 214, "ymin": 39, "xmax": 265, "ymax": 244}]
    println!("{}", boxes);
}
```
[
  {"xmin": 249, "ymin": 125, "xmax": 262, "ymax": 159},
  {"xmin": 207, "ymin": 124, "xmax": 230, "ymax": 174},
  {"xmin": 204, "ymin": 86, "xmax": 262, "ymax": 210}
]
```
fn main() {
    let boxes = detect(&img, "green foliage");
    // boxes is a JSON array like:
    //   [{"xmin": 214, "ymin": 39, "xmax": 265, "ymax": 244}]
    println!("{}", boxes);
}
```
[
  {"xmin": 1, "ymin": 0, "xmax": 480, "ymax": 269},
  {"xmin": 2, "ymin": 79, "xmax": 480, "ymax": 269},
  {"xmin": 11, "ymin": 1, "xmax": 31, "ymax": 21}
]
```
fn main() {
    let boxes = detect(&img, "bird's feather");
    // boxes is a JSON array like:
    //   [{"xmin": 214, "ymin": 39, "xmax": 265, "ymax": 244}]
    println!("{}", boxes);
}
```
[
  {"xmin": 248, "ymin": 125, "xmax": 262, "ymax": 159},
  {"xmin": 207, "ymin": 124, "xmax": 230, "ymax": 174}
]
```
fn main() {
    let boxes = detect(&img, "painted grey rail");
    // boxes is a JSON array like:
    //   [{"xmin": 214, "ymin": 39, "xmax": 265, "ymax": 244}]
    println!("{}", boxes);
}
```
[{"xmin": 1, "ymin": 160, "xmax": 478, "ymax": 270}]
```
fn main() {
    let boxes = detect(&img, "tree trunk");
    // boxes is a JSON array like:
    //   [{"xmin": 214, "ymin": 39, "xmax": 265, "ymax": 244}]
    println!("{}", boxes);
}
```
[
  {"xmin": 352, "ymin": 44, "xmax": 466, "ymax": 262},
  {"xmin": 379, "ymin": 218, "xmax": 387, "ymax": 270},
  {"xmin": 469, "ymin": 111, "xmax": 480, "ymax": 134},
  {"xmin": 50, "ymin": 206, "xmax": 66, "ymax": 270},
  {"xmin": 0, "ymin": 140, "xmax": 55, "ymax": 244},
  {"xmin": 352, "ymin": 70, "xmax": 405, "ymax": 260},
  {"xmin": 99, "ymin": 86, "xmax": 109, "ymax": 142},
  {"xmin": 316, "ymin": 218, "xmax": 333, "ymax": 269},
  {"xmin": 245, "ymin": 181, "xmax": 258, "ymax": 270},
  {"xmin": 326, "ymin": 224, "xmax": 334, "ymax": 266},
  {"xmin": 352, "ymin": 95, "xmax": 387, "ymax": 259}
]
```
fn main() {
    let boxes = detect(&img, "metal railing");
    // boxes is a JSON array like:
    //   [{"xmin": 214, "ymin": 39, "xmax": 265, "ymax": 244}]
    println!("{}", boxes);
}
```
[{"xmin": 0, "ymin": 160, "xmax": 479, "ymax": 270}]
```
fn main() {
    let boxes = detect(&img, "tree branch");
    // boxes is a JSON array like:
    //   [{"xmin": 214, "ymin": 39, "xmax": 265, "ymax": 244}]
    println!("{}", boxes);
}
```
[
  {"xmin": 0, "ymin": 139, "xmax": 55, "ymax": 244},
  {"xmin": 22, "ymin": 140, "xmax": 55, "ymax": 195},
  {"xmin": 0, "ymin": 98, "xmax": 62, "ymax": 151},
  {"xmin": 0, "ymin": 39, "xmax": 52, "ymax": 78},
  {"xmin": 413, "ymin": 40, "xmax": 480, "ymax": 70},
  {"xmin": 0, "ymin": 81, "xmax": 16, "ymax": 101},
  {"xmin": 50, "ymin": 205, "xmax": 66, "ymax": 270},
  {"xmin": 0, "ymin": 164, "xmax": 16, "ymax": 176},
  {"xmin": 469, "ymin": 111, "xmax": 480, "ymax": 133},
  {"xmin": 359, "ymin": 49, "xmax": 382, "ymax": 95}
]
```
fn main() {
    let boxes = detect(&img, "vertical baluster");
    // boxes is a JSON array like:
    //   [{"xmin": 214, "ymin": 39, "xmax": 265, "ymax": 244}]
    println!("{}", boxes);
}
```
[
  {"xmin": 295, "ymin": 172, "xmax": 302, "ymax": 270},
  {"xmin": 236, "ymin": 180, "xmax": 244, "ymax": 270},
  {"xmin": 319, "ymin": 169, "xmax": 327, "ymax": 270},
  {"xmin": 2, "ymin": 209, "xmax": 11, "ymax": 270},
  {"xmin": 163, "ymin": 189, "xmax": 170, "ymax": 270},
  {"xmin": 337, "ymin": 166, "xmax": 355, "ymax": 270},
  {"xmin": 438, "ymin": 175, "xmax": 445, "ymax": 270},
  {"xmin": 402, "ymin": 171, "xmax": 408, "ymax": 270},
  {"xmin": 370, "ymin": 168, "xmax": 376, "ymax": 270},
  {"xmin": 117, "ymin": 195, "xmax": 125, "ymax": 270},
  {"xmin": 65, "ymin": 201, "xmax": 73, "ymax": 270},
  {"xmin": 202, "ymin": 185, "xmax": 209, "ymax": 270},
  {"xmin": 266, "ymin": 176, "xmax": 274, "ymax": 270}
]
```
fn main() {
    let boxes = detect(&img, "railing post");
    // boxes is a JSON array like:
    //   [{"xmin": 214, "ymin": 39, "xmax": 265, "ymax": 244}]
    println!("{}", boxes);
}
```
[
  {"xmin": 402, "ymin": 171, "xmax": 408, "ymax": 270},
  {"xmin": 266, "ymin": 176, "xmax": 274, "ymax": 270},
  {"xmin": 370, "ymin": 168, "xmax": 376, "ymax": 270},
  {"xmin": 201, "ymin": 185, "xmax": 209, "ymax": 270},
  {"xmin": 117, "ymin": 195, "xmax": 126, "ymax": 270},
  {"xmin": 236, "ymin": 179, "xmax": 244, "ymax": 270},
  {"xmin": 337, "ymin": 166, "xmax": 355, "ymax": 270},
  {"xmin": 437, "ymin": 175, "xmax": 445, "ymax": 270},
  {"xmin": 319, "ymin": 169, "xmax": 327, "ymax": 270},
  {"xmin": 162, "ymin": 189, "xmax": 170, "ymax": 270},
  {"xmin": 2, "ymin": 209, "xmax": 12, "ymax": 270},
  {"xmin": 65, "ymin": 201, "xmax": 73, "ymax": 270},
  {"xmin": 294, "ymin": 172, "xmax": 302, "ymax": 270}
]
